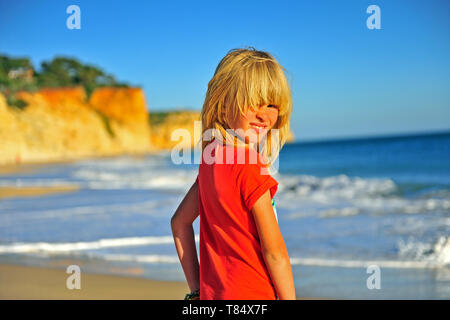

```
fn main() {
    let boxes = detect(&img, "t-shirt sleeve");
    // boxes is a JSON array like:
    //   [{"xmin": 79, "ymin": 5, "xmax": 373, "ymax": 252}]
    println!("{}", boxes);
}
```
[{"xmin": 239, "ymin": 163, "xmax": 278, "ymax": 211}]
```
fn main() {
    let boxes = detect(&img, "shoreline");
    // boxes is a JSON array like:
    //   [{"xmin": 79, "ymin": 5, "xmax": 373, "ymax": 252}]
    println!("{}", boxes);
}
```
[{"xmin": 0, "ymin": 149, "xmax": 168, "ymax": 176}]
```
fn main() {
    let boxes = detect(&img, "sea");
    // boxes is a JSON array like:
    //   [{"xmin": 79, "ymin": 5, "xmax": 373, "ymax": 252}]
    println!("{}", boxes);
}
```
[{"xmin": 0, "ymin": 130, "xmax": 449, "ymax": 299}]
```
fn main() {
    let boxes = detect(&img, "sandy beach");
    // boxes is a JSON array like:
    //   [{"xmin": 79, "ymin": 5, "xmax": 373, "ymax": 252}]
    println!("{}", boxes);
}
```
[
  {"xmin": 0, "ymin": 185, "xmax": 80, "ymax": 199},
  {"xmin": 0, "ymin": 263, "xmax": 190, "ymax": 300}
]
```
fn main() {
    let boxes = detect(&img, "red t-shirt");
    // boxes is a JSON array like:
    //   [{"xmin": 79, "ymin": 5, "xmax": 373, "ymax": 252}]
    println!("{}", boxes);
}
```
[{"xmin": 196, "ymin": 138, "xmax": 279, "ymax": 300}]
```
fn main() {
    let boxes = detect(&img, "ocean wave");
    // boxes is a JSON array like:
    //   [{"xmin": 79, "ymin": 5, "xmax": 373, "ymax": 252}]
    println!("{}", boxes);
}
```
[
  {"xmin": 72, "ymin": 168, "xmax": 196, "ymax": 190},
  {"xmin": 276, "ymin": 174, "xmax": 398, "ymax": 199},
  {"xmin": 397, "ymin": 236, "xmax": 450, "ymax": 265},
  {"xmin": 289, "ymin": 257, "xmax": 447, "ymax": 269},
  {"xmin": 290, "ymin": 237, "xmax": 450, "ymax": 269},
  {"xmin": 277, "ymin": 174, "xmax": 450, "ymax": 218},
  {"xmin": 102, "ymin": 253, "xmax": 179, "ymax": 264},
  {"xmin": 0, "ymin": 235, "xmax": 200, "ymax": 254}
]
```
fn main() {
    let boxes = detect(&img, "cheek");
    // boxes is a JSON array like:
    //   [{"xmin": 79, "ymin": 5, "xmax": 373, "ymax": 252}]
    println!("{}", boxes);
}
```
[
  {"xmin": 242, "ymin": 111, "xmax": 256, "ymax": 126},
  {"xmin": 269, "ymin": 110, "xmax": 279, "ymax": 127}
]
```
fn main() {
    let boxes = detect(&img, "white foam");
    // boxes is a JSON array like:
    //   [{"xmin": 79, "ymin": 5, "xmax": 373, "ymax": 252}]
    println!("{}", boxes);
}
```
[
  {"xmin": 397, "ymin": 236, "xmax": 450, "ymax": 265},
  {"xmin": 318, "ymin": 207, "xmax": 360, "ymax": 218},
  {"xmin": 73, "ymin": 168, "xmax": 196, "ymax": 190},
  {"xmin": 289, "ymin": 257, "xmax": 447, "ymax": 269},
  {"xmin": 102, "ymin": 253, "xmax": 179, "ymax": 264},
  {"xmin": 289, "ymin": 237, "xmax": 450, "ymax": 269},
  {"xmin": 276, "ymin": 174, "xmax": 398, "ymax": 200},
  {"xmin": 0, "ymin": 235, "xmax": 200, "ymax": 254}
]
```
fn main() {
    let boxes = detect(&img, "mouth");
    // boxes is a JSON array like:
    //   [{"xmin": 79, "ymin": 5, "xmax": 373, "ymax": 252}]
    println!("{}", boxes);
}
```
[{"xmin": 249, "ymin": 123, "xmax": 268, "ymax": 134}]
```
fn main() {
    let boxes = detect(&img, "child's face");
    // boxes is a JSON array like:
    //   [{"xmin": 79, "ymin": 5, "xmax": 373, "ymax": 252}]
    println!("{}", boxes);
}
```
[{"xmin": 229, "ymin": 104, "xmax": 279, "ymax": 144}]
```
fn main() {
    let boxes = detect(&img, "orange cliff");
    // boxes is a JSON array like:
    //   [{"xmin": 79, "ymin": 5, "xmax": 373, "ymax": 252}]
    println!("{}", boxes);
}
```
[
  {"xmin": 149, "ymin": 110, "xmax": 202, "ymax": 150},
  {"xmin": 89, "ymin": 87, "xmax": 152, "ymax": 151},
  {"xmin": 0, "ymin": 87, "xmax": 156, "ymax": 165}
]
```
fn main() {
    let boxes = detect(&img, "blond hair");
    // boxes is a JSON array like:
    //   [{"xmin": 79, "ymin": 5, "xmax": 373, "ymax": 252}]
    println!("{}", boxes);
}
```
[{"xmin": 198, "ymin": 47, "xmax": 292, "ymax": 168}]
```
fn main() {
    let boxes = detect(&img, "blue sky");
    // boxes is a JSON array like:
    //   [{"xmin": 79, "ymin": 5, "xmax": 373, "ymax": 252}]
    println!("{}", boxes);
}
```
[{"xmin": 1, "ymin": 0, "xmax": 449, "ymax": 142}]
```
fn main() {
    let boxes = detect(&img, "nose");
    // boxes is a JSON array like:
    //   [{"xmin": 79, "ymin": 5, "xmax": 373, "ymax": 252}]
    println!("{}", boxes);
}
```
[{"xmin": 255, "ymin": 110, "xmax": 269, "ymax": 124}]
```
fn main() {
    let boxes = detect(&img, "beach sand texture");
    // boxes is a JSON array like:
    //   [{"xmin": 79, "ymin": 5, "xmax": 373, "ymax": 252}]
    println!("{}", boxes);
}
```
[
  {"xmin": 0, "ymin": 185, "xmax": 80, "ymax": 199},
  {"xmin": 0, "ymin": 264, "xmax": 189, "ymax": 300}
]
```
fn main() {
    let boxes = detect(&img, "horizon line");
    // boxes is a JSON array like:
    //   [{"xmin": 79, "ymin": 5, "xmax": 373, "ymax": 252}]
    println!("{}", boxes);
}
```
[{"xmin": 291, "ymin": 128, "xmax": 450, "ymax": 145}]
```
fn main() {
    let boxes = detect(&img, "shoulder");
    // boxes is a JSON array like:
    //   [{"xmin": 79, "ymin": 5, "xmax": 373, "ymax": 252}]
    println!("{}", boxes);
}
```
[{"xmin": 238, "ymin": 147, "xmax": 272, "ymax": 178}]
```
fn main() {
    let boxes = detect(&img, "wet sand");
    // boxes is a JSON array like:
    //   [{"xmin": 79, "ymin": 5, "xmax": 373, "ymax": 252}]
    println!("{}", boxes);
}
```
[
  {"xmin": 0, "ymin": 263, "xmax": 189, "ymax": 300},
  {"xmin": 0, "ymin": 185, "xmax": 80, "ymax": 199}
]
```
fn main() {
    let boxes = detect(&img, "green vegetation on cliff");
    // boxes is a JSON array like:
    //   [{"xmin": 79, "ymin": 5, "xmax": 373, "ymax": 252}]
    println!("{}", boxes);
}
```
[
  {"xmin": 149, "ymin": 109, "xmax": 198, "ymax": 127},
  {"xmin": 0, "ymin": 55, "xmax": 130, "ymax": 109}
]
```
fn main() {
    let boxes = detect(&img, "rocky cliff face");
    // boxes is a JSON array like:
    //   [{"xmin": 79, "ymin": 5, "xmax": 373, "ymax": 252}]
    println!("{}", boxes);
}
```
[
  {"xmin": 149, "ymin": 110, "xmax": 201, "ymax": 150},
  {"xmin": 0, "ymin": 87, "xmax": 155, "ymax": 165},
  {"xmin": 89, "ymin": 87, "xmax": 152, "ymax": 152}
]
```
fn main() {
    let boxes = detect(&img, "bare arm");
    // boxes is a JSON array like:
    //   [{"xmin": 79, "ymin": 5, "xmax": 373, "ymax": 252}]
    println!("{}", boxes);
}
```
[
  {"xmin": 170, "ymin": 181, "xmax": 200, "ymax": 292},
  {"xmin": 252, "ymin": 190, "xmax": 296, "ymax": 300}
]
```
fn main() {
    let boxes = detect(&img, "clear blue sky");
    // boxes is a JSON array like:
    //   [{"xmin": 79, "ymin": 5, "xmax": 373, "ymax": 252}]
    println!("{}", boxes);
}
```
[{"xmin": 1, "ymin": 0, "xmax": 449, "ymax": 142}]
